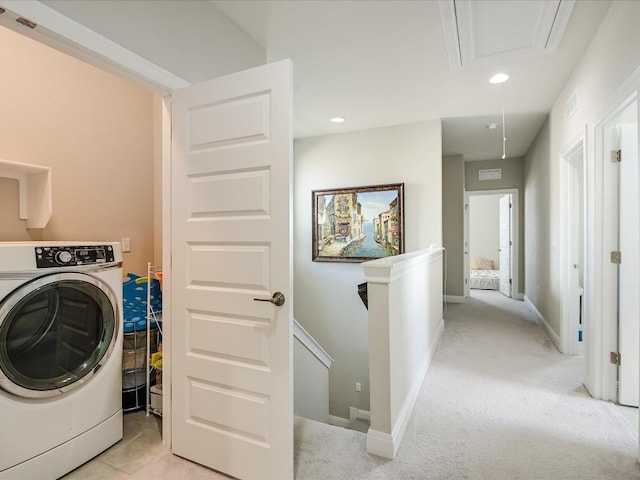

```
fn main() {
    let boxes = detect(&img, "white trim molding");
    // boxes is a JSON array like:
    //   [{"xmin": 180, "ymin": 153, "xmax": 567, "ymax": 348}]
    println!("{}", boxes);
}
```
[
  {"xmin": 293, "ymin": 319, "xmax": 334, "ymax": 369},
  {"xmin": 366, "ymin": 428, "xmax": 395, "ymax": 459},
  {"xmin": 445, "ymin": 295, "xmax": 465, "ymax": 304},
  {"xmin": 366, "ymin": 318, "xmax": 445, "ymax": 459},
  {"xmin": 0, "ymin": 1, "xmax": 189, "ymax": 93},
  {"xmin": 464, "ymin": 189, "xmax": 520, "ymax": 300},
  {"xmin": 349, "ymin": 407, "xmax": 371, "ymax": 422},
  {"xmin": 328, "ymin": 415, "xmax": 350, "ymax": 428},
  {"xmin": 525, "ymin": 296, "xmax": 561, "ymax": 352}
]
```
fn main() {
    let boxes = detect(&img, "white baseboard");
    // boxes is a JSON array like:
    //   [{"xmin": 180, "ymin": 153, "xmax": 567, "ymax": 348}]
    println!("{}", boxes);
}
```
[
  {"xmin": 349, "ymin": 407, "xmax": 370, "ymax": 422},
  {"xmin": 328, "ymin": 415, "xmax": 350, "ymax": 428},
  {"xmin": 366, "ymin": 428, "xmax": 394, "ymax": 459},
  {"xmin": 367, "ymin": 317, "xmax": 444, "ymax": 459},
  {"xmin": 514, "ymin": 292, "xmax": 525, "ymax": 301},
  {"xmin": 444, "ymin": 295, "xmax": 465, "ymax": 304},
  {"xmin": 524, "ymin": 296, "xmax": 561, "ymax": 352}
]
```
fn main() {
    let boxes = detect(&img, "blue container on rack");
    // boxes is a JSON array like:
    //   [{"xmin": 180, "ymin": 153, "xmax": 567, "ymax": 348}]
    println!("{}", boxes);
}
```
[{"xmin": 122, "ymin": 272, "xmax": 162, "ymax": 329}]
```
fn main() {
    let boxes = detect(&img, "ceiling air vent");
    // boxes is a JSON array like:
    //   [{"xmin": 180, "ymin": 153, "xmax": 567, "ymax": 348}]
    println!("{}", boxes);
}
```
[
  {"xmin": 439, "ymin": 0, "xmax": 576, "ymax": 70},
  {"xmin": 566, "ymin": 90, "xmax": 578, "ymax": 119},
  {"xmin": 16, "ymin": 17, "xmax": 37, "ymax": 29}
]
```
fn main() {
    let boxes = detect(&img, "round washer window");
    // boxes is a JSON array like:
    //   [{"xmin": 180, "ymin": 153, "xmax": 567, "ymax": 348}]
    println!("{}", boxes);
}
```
[{"xmin": 0, "ymin": 272, "xmax": 118, "ymax": 398}]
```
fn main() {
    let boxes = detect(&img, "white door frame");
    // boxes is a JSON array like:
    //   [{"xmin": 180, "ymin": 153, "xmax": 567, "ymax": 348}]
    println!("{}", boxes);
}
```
[
  {"xmin": 559, "ymin": 133, "xmax": 587, "ymax": 356},
  {"xmin": 586, "ymin": 67, "xmax": 640, "ymax": 402},
  {"xmin": 464, "ymin": 189, "xmax": 520, "ymax": 300},
  {"xmin": 0, "ymin": 2, "xmax": 188, "ymax": 94},
  {"xmin": 0, "ymin": 2, "xmax": 192, "ymax": 449}
]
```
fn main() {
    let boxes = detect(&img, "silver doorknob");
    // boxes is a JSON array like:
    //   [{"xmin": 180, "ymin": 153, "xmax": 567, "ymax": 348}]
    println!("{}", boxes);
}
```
[{"xmin": 253, "ymin": 292, "xmax": 285, "ymax": 307}]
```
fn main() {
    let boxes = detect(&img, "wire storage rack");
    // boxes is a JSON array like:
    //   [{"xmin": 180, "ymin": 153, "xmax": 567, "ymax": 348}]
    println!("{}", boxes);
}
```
[{"xmin": 146, "ymin": 262, "xmax": 163, "ymax": 416}]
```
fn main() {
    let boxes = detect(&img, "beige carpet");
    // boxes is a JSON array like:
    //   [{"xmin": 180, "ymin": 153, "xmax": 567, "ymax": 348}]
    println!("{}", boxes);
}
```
[{"xmin": 294, "ymin": 290, "xmax": 640, "ymax": 479}]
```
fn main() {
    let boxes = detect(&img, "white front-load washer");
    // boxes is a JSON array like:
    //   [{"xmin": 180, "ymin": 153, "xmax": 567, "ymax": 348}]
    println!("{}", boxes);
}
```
[{"xmin": 0, "ymin": 242, "xmax": 123, "ymax": 479}]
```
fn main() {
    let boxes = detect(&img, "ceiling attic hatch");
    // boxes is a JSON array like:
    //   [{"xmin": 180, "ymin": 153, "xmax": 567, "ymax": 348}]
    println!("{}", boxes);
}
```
[{"xmin": 438, "ymin": 0, "xmax": 576, "ymax": 70}]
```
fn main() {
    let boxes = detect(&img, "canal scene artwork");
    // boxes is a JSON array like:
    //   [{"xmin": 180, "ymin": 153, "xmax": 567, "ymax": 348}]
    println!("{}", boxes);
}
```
[{"xmin": 312, "ymin": 183, "xmax": 404, "ymax": 262}]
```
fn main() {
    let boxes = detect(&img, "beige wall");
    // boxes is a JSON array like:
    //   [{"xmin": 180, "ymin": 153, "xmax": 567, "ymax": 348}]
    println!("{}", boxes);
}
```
[
  {"xmin": 0, "ymin": 26, "xmax": 155, "ymax": 276},
  {"xmin": 465, "ymin": 158, "xmax": 525, "ymax": 294},
  {"xmin": 524, "ymin": 1, "xmax": 640, "ymax": 337},
  {"xmin": 465, "ymin": 158, "xmax": 524, "ymax": 192},
  {"xmin": 294, "ymin": 120, "xmax": 442, "ymax": 420},
  {"xmin": 524, "ymin": 120, "xmax": 551, "ymax": 315},
  {"xmin": 442, "ymin": 155, "xmax": 465, "ymax": 298}
]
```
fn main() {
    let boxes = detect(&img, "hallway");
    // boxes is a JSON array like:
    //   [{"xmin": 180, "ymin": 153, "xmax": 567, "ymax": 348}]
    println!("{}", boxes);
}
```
[
  {"xmin": 66, "ymin": 290, "xmax": 640, "ymax": 479},
  {"xmin": 295, "ymin": 290, "xmax": 640, "ymax": 479}
]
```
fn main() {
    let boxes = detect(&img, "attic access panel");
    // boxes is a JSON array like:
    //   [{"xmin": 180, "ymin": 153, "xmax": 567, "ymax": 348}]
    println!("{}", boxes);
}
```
[{"xmin": 439, "ymin": 0, "xmax": 575, "ymax": 69}]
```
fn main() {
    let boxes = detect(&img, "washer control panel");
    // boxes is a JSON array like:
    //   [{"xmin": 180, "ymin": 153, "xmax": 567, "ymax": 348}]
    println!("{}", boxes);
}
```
[{"xmin": 35, "ymin": 245, "xmax": 115, "ymax": 268}]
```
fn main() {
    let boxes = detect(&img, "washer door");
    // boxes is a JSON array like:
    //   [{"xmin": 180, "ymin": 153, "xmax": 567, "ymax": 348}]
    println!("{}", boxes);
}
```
[{"xmin": 0, "ymin": 272, "xmax": 119, "ymax": 398}]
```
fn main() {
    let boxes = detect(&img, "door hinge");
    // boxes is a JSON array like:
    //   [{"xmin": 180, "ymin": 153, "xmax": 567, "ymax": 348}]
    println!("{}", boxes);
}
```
[
  {"xmin": 611, "ymin": 149, "xmax": 622, "ymax": 163},
  {"xmin": 509, "ymin": 278, "xmax": 512, "ymax": 285},
  {"xmin": 611, "ymin": 251, "xmax": 621, "ymax": 264},
  {"xmin": 610, "ymin": 351, "xmax": 621, "ymax": 366}
]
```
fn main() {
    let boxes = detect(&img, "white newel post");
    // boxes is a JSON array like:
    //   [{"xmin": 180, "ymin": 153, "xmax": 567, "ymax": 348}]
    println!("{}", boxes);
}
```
[{"xmin": 363, "ymin": 248, "xmax": 444, "ymax": 459}]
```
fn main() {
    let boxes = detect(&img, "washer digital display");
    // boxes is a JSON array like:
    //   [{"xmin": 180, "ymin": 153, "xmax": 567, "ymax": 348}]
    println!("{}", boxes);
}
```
[{"xmin": 35, "ymin": 245, "xmax": 115, "ymax": 268}]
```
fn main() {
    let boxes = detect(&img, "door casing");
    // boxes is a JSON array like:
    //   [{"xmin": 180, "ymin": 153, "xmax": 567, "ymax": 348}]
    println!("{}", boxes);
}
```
[
  {"xmin": 464, "ymin": 189, "xmax": 520, "ymax": 300},
  {"xmin": 559, "ymin": 135, "xmax": 587, "ymax": 357},
  {"xmin": 586, "ymin": 76, "xmax": 640, "ymax": 405}
]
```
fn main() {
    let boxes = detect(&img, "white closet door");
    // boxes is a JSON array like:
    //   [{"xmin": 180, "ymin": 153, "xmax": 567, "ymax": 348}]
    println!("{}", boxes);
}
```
[
  {"xmin": 618, "ymin": 121, "xmax": 639, "ymax": 407},
  {"xmin": 171, "ymin": 59, "xmax": 294, "ymax": 479},
  {"xmin": 498, "ymin": 194, "xmax": 512, "ymax": 297}
]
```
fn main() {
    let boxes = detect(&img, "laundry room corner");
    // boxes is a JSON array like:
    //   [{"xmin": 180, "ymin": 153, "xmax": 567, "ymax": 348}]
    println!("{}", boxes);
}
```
[
  {"xmin": 0, "ymin": 24, "xmax": 157, "ymax": 276},
  {"xmin": 0, "ymin": 20, "xmax": 163, "ymax": 480}
]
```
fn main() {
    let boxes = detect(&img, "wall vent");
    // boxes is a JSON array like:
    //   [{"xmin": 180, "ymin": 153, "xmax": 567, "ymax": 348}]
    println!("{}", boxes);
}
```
[{"xmin": 566, "ymin": 90, "xmax": 578, "ymax": 119}]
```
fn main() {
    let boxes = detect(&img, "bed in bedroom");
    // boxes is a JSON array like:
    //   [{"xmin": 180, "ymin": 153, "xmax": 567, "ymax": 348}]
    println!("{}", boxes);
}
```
[{"xmin": 470, "ymin": 258, "xmax": 500, "ymax": 290}]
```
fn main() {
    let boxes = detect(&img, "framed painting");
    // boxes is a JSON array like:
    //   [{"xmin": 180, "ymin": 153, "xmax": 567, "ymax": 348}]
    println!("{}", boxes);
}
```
[{"xmin": 312, "ymin": 183, "xmax": 404, "ymax": 262}]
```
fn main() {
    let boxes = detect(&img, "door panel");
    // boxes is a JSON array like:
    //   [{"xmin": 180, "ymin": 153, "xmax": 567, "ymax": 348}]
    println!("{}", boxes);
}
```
[
  {"xmin": 499, "ymin": 195, "xmax": 512, "ymax": 297},
  {"xmin": 464, "ymin": 201, "xmax": 470, "ymax": 297},
  {"xmin": 171, "ymin": 60, "xmax": 293, "ymax": 479},
  {"xmin": 618, "ymin": 119, "xmax": 639, "ymax": 407}
]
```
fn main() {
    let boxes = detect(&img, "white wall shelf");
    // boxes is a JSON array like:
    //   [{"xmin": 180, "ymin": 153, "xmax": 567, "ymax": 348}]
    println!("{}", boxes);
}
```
[{"xmin": 0, "ymin": 159, "xmax": 52, "ymax": 228}]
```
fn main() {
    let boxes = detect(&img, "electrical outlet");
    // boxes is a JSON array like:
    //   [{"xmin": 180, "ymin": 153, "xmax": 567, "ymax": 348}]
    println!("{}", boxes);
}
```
[
  {"xmin": 122, "ymin": 237, "xmax": 131, "ymax": 253},
  {"xmin": 355, "ymin": 382, "xmax": 362, "ymax": 392}
]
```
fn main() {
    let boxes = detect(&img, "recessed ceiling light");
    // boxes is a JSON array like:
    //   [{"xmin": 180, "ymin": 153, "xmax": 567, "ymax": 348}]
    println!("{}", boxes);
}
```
[
  {"xmin": 486, "ymin": 123, "xmax": 498, "ymax": 131},
  {"xmin": 330, "ymin": 117, "xmax": 345, "ymax": 123},
  {"xmin": 489, "ymin": 73, "xmax": 509, "ymax": 84}
]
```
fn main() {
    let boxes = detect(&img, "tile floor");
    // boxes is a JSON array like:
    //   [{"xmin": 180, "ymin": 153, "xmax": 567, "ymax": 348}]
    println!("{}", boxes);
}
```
[{"xmin": 62, "ymin": 411, "xmax": 229, "ymax": 480}]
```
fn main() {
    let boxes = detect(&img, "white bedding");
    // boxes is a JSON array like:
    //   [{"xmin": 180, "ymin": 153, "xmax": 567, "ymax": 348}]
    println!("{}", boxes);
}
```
[{"xmin": 470, "ymin": 269, "xmax": 500, "ymax": 290}]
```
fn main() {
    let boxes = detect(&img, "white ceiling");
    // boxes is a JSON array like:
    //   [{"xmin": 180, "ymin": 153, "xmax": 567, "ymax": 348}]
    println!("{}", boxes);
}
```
[
  {"xmin": 212, "ymin": 0, "xmax": 611, "ymax": 161},
  {"xmin": 6, "ymin": 0, "xmax": 612, "ymax": 162}
]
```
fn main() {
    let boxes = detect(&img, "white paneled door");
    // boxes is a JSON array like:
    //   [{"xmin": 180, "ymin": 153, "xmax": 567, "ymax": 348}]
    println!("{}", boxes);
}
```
[
  {"xmin": 618, "ymin": 118, "xmax": 639, "ymax": 407},
  {"xmin": 498, "ymin": 194, "xmax": 512, "ymax": 298},
  {"xmin": 171, "ymin": 60, "xmax": 293, "ymax": 479}
]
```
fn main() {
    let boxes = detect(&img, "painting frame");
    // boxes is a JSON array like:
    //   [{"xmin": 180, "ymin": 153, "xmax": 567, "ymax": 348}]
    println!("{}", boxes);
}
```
[{"xmin": 312, "ymin": 183, "xmax": 405, "ymax": 263}]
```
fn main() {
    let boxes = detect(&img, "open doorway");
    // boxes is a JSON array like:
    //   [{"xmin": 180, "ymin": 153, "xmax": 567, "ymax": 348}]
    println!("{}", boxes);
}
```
[
  {"xmin": 586, "ymin": 87, "xmax": 639, "ymax": 413},
  {"xmin": 464, "ymin": 189, "xmax": 520, "ymax": 300},
  {"xmin": 560, "ymin": 138, "xmax": 586, "ymax": 357},
  {"xmin": 603, "ymin": 96, "xmax": 639, "ymax": 408},
  {"xmin": 0, "ymin": 11, "xmax": 296, "ymax": 479}
]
